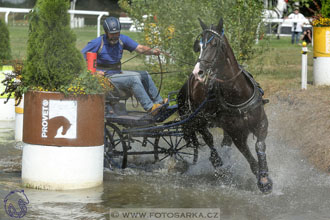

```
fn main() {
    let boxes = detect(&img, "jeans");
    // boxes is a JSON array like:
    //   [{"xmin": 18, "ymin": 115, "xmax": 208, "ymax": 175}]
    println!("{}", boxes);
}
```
[
  {"xmin": 291, "ymin": 31, "xmax": 301, "ymax": 44},
  {"xmin": 107, "ymin": 71, "xmax": 163, "ymax": 111}
]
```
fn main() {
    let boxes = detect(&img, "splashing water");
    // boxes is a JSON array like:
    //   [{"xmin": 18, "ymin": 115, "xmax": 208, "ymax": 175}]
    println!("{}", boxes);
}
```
[{"xmin": 1, "ymin": 98, "xmax": 330, "ymax": 220}]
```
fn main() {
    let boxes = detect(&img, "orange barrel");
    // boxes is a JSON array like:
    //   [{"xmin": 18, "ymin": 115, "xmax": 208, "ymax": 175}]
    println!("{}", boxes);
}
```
[{"xmin": 87, "ymin": 52, "xmax": 97, "ymax": 73}]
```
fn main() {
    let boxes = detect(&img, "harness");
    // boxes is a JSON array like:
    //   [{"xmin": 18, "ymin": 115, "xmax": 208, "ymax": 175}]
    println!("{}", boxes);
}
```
[
  {"xmin": 216, "ymin": 69, "xmax": 263, "ymax": 115},
  {"xmin": 97, "ymin": 35, "xmax": 123, "ymax": 71}
]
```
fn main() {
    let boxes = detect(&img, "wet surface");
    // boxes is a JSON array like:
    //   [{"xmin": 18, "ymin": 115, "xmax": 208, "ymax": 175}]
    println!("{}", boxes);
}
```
[{"xmin": 1, "ymin": 103, "xmax": 330, "ymax": 220}]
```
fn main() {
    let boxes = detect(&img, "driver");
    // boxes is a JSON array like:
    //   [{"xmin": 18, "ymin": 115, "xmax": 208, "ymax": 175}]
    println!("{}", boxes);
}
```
[{"xmin": 81, "ymin": 16, "xmax": 166, "ymax": 115}]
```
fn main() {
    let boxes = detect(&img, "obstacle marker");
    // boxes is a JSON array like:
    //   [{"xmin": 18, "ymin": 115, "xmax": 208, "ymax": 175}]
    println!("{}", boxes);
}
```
[
  {"xmin": 313, "ymin": 27, "xmax": 330, "ymax": 86},
  {"xmin": 301, "ymin": 42, "xmax": 308, "ymax": 90},
  {"xmin": 21, "ymin": 91, "xmax": 105, "ymax": 190},
  {"xmin": 15, "ymin": 96, "xmax": 24, "ymax": 144}
]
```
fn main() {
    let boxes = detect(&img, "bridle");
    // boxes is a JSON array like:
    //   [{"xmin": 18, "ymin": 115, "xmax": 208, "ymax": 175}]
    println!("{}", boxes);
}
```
[{"xmin": 198, "ymin": 28, "xmax": 243, "ymax": 84}]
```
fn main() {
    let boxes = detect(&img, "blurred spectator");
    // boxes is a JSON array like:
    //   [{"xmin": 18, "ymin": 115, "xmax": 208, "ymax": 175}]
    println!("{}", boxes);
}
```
[
  {"xmin": 287, "ymin": 8, "xmax": 306, "ymax": 44},
  {"xmin": 300, "ymin": 29, "xmax": 312, "ymax": 45}
]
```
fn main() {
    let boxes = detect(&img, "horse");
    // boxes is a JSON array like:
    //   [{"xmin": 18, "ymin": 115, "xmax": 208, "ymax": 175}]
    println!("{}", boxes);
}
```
[
  {"xmin": 262, "ymin": 0, "xmax": 288, "ymax": 39},
  {"xmin": 263, "ymin": 0, "xmax": 287, "ymax": 19},
  {"xmin": 177, "ymin": 17, "xmax": 273, "ymax": 193}
]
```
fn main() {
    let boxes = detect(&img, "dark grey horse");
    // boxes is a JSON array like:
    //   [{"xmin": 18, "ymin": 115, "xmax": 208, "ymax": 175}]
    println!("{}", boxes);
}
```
[{"xmin": 177, "ymin": 17, "xmax": 272, "ymax": 193}]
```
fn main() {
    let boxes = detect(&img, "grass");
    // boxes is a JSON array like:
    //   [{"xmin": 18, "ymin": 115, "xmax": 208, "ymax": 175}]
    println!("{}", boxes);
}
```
[
  {"xmin": 248, "ymin": 36, "xmax": 315, "ymax": 95},
  {"xmin": 7, "ymin": 26, "xmax": 316, "ymax": 96},
  {"xmin": 8, "ymin": 26, "xmax": 144, "ymax": 70}
]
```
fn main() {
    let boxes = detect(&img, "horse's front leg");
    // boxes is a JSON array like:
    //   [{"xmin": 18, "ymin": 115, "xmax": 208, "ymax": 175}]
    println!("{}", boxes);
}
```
[
  {"xmin": 229, "ymin": 131, "xmax": 259, "ymax": 176},
  {"xmin": 182, "ymin": 124, "xmax": 199, "ymax": 164},
  {"xmin": 255, "ymin": 140, "xmax": 273, "ymax": 193},
  {"xmin": 199, "ymin": 128, "xmax": 223, "ymax": 168},
  {"xmin": 254, "ymin": 114, "xmax": 273, "ymax": 193},
  {"xmin": 221, "ymin": 130, "xmax": 233, "ymax": 147}
]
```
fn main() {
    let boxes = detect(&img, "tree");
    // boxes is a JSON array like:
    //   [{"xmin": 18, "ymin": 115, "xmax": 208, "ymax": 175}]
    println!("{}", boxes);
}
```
[
  {"xmin": 23, "ymin": 0, "xmax": 85, "ymax": 91},
  {"xmin": 119, "ymin": 0, "xmax": 265, "ymax": 93},
  {"xmin": 120, "ymin": 0, "xmax": 264, "ymax": 67},
  {"xmin": 321, "ymin": 0, "xmax": 330, "ymax": 18},
  {"xmin": 0, "ymin": 18, "xmax": 12, "ymax": 61}
]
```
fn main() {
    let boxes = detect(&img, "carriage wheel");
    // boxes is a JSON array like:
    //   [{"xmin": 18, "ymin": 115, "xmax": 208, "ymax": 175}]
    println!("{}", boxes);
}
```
[
  {"xmin": 104, "ymin": 122, "xmax": 128, "ymax": 169},
  {"xmin": 158, "ymin": 128, "xmax": 198, "ymax": 164}
]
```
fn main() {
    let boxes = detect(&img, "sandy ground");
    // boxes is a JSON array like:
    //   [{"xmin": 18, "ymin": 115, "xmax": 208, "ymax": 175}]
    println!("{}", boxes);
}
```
[{"xmin": 266, "ymin": 86, "xmax": 330, "ymax": 173}]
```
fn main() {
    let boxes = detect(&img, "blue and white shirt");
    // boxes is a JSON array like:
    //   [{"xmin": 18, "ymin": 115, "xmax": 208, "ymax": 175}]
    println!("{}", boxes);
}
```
[{"xmin": 81, "ymin": 34, "xmax": 138, "ymax": 74}]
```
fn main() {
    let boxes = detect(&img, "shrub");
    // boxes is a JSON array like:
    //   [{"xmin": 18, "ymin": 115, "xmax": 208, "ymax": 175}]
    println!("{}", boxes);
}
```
[
  {"xmin": 321, "ymin": 0, "xmax": 330, "ymax": 18},
  {"xmin": 0, "ymin": 18, "xmax": 12, "ymax": 61},
  {"xmin": 23, "ymin": 0, "xmax": 85, "ymax": 91}
]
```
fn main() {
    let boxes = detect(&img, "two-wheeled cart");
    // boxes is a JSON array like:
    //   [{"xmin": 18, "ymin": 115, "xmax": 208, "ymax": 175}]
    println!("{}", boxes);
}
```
[{"xmin": 104, "ymin": 87, "xmax": 207, "ymax": 169}]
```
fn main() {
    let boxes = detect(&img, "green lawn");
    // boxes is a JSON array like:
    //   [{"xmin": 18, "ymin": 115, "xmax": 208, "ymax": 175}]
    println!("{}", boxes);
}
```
[{"xmin": 248, "ymin": 36, "xmax": 314, "ymax": 94}]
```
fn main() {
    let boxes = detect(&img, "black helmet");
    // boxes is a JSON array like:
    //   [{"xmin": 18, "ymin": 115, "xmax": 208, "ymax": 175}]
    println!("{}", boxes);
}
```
[{"xmin": 103, "ymin": 17, "xmax": 121, "ymax": 33}]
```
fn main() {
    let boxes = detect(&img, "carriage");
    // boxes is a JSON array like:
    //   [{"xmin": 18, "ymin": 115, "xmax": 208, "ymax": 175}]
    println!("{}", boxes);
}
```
[{"xmin": 103, "ymin": 79, "xmax": 201, "ymax": 169}]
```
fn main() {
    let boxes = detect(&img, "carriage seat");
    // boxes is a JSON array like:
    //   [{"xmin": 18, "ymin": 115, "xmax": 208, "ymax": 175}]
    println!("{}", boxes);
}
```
[{"xmin": 106, "ymin": 85, "xmax": 132, "ymax": 117}]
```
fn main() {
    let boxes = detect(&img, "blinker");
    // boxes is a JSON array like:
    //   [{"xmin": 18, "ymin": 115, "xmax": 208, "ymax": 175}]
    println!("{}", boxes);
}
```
[
  {"xmin": 193, "ymin": 35, "xmax": 215, "ymax": 53},
  {"xmin": 193, "ymin": 39, "xmax": 200, "ymax": 52}
]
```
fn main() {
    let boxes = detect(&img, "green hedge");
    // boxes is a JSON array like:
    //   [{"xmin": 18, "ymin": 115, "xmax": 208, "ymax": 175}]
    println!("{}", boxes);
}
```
[{"xmin": 0, "ymin": 18, "xmax": 12, "ymax": 61}]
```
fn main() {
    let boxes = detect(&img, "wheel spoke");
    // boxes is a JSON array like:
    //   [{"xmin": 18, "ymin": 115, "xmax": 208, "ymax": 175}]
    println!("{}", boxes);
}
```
[
  {"xmin": 177, "ymin": 151, "xmax": 194, "ymax": 156},
  {"xmin": 176, "ymin": 153, "xmax": 185, "ymax": 161},
  {"xmin": 174, "ymin": 136, "xmax": 183, "ymax": 149},
  {"xmin": 159, "ymin": 154, "xmax": 170, "ymax": 162},
  {"xmin": 175, "ymin": 142, "xmax": 188, "ymax": 152},
  {"xmin": 161, "ymin": 135, "xmax": 172, "ymax": 148}
]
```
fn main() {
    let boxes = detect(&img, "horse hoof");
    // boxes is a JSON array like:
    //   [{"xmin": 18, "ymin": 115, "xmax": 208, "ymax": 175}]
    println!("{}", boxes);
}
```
[
  {"xmin": 210, "ymin": 151, "xmax": 223, "ymax": 168},
  {"xmin": 221, "ymin": 137, "xmax": 232, "ymax": 147},
  {"xmin": 257, "ymin": 176, "xmax": 273, "ymax": 194},
  {"xmin": 210, "ymin": 157, "xmax": 223, "ymax": 169}
]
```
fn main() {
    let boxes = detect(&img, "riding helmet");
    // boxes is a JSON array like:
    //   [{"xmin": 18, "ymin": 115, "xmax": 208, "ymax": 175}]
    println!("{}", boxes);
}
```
[{"xmin": 103, "ymin": 17, "xmax": 121, "ymax": 33}]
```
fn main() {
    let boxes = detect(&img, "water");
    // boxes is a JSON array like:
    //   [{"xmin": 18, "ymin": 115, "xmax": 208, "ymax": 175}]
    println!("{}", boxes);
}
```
[{"xmin": 1, "ymin": 113, "xmax": 330, "ymax": 220}]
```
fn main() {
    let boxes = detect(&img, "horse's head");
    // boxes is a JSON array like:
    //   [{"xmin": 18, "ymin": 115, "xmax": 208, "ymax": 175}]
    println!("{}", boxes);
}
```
[{"xmin": 193, "ymin": 17, "xmax": 226, "ymax": 84}]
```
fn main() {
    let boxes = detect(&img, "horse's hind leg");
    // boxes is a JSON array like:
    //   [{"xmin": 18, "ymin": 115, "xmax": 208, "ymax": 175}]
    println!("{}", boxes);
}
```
[
  {"xmin": 199, "ymin": 128, "xmax": 223, "ymax": 168},
  {"xmin": 190, "ymin": 133, "xmax": 199, "ymax": 164}
]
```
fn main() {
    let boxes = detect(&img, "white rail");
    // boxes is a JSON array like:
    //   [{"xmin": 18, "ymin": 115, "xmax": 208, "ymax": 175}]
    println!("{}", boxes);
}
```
[
  {"xmin": 0, "ymin": 7, "xmax": 109, "ymax": 37},
  {"xmin": 263, "ymin": 18, "xmax": 311, "ymax": 25}
]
